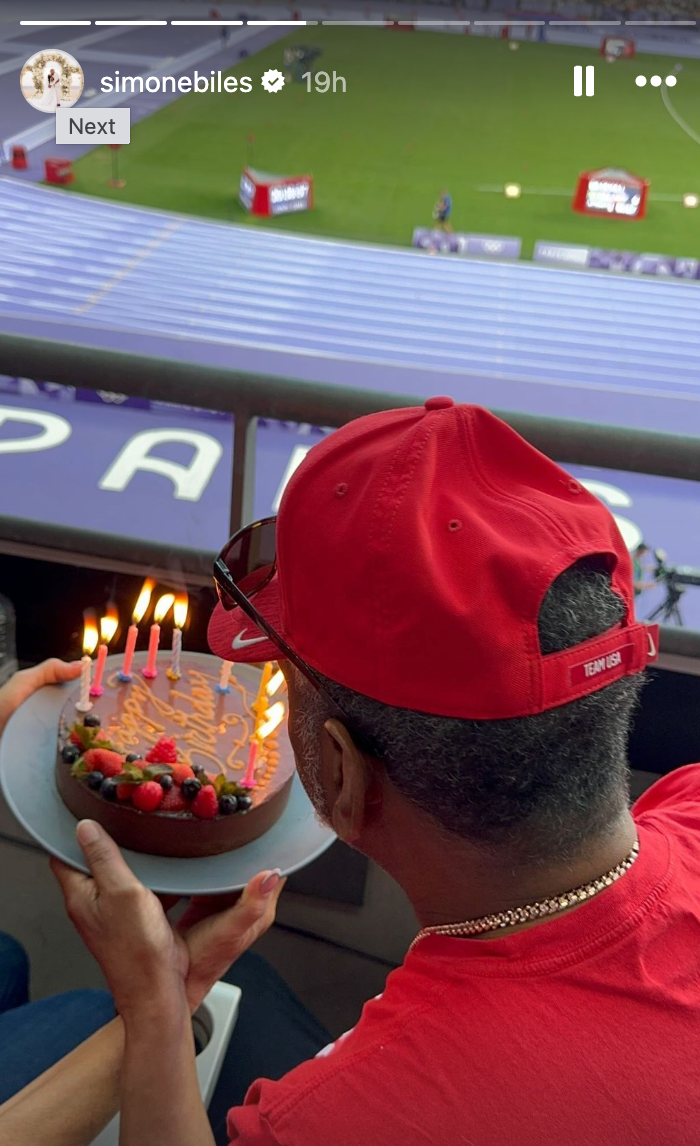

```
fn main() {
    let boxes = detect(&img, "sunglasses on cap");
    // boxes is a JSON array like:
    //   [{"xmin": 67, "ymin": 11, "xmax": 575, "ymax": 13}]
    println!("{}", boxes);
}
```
[{"xmin": 213, "ymin": 517, "xmax": 383, "ymax": 758}]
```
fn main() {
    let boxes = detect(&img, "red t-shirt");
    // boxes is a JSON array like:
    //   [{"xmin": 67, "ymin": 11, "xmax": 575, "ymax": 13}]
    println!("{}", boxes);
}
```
[{"xmin": 228, "ymin": 765, "xmax": 700, "ymax": 1145}]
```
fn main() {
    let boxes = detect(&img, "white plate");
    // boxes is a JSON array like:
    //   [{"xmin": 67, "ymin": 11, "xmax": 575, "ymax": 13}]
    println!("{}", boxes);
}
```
[{"xmin": 0, "ymin": 653, "xmax": 334, "ymax": 895}]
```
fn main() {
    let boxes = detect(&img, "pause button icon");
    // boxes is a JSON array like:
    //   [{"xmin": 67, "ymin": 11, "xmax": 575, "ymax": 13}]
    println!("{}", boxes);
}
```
[{"xmin": 574, "ymin": 65, "xmax": 595, "ymax": 97}]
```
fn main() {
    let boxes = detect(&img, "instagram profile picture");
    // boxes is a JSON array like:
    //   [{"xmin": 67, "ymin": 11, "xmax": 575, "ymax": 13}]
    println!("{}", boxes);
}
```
[{"xmin": 20, "ymin": 49, "xmax": 83, "ymax": 114}]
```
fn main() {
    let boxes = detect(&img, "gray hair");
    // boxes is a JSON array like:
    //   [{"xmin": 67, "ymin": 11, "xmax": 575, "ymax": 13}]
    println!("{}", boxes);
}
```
[{"xmin": 291, "ymin": 559, "xmax": 643, "ymax": 868}]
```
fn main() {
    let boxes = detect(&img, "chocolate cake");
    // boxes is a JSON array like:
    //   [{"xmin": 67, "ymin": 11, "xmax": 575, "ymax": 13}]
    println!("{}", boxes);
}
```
[{"xmin": 56, "ymin": 654, "xmax": 295, "ymax": 858}]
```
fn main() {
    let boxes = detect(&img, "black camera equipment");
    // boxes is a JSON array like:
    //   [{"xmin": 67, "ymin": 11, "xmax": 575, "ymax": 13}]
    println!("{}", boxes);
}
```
[{"xmin": 648, "ymin": 549, "xmax": 700, "ymax": 627}]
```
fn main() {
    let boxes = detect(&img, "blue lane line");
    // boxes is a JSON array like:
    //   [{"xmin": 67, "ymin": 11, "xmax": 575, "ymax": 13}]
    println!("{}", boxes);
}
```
[
  {"xmin": 4, "ymin": 288, "xmax": 700, "ymax": 387},
  {"xmin": 2, "ymin": 179, "xmax": 700, "ymax": 429}
]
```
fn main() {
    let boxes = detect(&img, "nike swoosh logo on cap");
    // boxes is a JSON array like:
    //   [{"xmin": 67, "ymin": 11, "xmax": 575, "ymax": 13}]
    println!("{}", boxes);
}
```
[
  {"xmin": 232, "ymin": 630, "xmax": 267, "ymax": 650},
  {"xmin": 647, "ymin": 630, "xmax": 657, "ymax": 658}
]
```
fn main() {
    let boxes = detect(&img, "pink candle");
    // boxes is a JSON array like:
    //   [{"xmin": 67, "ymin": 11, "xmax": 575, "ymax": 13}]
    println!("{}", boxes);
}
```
[
  {"xmin": 90, "ymin": 644, "xmax": 109, "ymax": 697},
  {"xmin": 119, "ymin": 579, "xmax": 154, "ymax": 682},
  {"xmin": 92, "ymin": 608, "xmax": 118, "ymax": 694},
  {"xmin": 241, "ymin": 738, "xmax": 259, "ymax": 789},
  {"xmin": 119, "ymin": 624, "xmax": 138, "ymax": 681},
  {"xmin": 142, "ymin": 593, "xmax": 174, "ymax": 681},
  {"xmin": 142, "ymin": 623, "xmax": 160, "ymax": 679}
]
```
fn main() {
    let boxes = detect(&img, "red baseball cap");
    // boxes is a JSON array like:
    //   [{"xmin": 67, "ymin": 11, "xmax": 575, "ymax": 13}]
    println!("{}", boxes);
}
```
[{"xmin": 208, "ymin": 399, "xmax": 658, "ymax": 719}]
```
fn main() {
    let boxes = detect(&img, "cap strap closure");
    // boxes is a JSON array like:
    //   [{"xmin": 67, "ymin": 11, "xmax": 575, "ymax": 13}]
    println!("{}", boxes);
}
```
[{"xmin": 540, "ymin": 623, "xmax": 660, "ymax": 711}]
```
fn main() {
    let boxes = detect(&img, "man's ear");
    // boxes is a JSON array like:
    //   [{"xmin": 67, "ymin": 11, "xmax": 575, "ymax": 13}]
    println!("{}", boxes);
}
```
[{"xmin": 321, "ymin": 718, "xmax": 380, "ymax": 846}]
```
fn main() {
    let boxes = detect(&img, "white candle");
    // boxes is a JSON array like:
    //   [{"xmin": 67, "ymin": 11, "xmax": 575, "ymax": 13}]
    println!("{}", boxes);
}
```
[
  {"xmin": 216, "ymin": 659, "xmax": 232, "ymax": 694},
  {"xmin": 90, "ymin": 644, "xmax": 108, "ymax": 697},
  {"xmin": 167, "ymin": 593, "xmax": 188, "ymax": 681},
  {"xmin": 167, "ymin": 628, "xmax": 182, "ymax": 681},
  {"xmin": 75, "ymin": 654, "xmax": 93, "ymax": 713}
]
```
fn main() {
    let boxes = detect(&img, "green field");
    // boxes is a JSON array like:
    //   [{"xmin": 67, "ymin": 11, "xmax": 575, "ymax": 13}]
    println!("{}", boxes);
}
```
[{"xmin": 67, "ymin": 28, "xmax": 700, "ymax": 258}]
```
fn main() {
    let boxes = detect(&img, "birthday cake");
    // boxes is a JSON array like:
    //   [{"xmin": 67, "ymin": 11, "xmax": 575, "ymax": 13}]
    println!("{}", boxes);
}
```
[{"xmin": 55, "ymin": 654, "xmax": 295, "ymax": 858}]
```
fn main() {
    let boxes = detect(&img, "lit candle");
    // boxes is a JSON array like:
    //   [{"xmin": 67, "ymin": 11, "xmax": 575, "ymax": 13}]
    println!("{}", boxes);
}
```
[
  {"xmin": 90, "ymin": 605, "xmax": 119, "ymax": 697},
  {"xmin": 167, "ymin": 593, "xmax": 188, "ymax": 681},
  {"xmin": 119, "ymin": 579, "xmax": 154, "ymax": 682},
  {"xmin": 267, "ymin": 667, "xmax": 285, "ymax": 697},
  {"xmin": 241, "ymin": 664, "xmax": 281, "ymax": 789},
  {"xmin": 216, "ymin": 659, "xmax": 232, "ymax": 694},
  {"xmin": 75, "ymin": 614, "xmax": 99, "ymax": 714},
  {"xmin": 253, "ymin": 662, "xmax": 273, "ymax": 722},
  {"xmin": 241, "ymin": 702, "xmax": 286, "ymax": 788},
  {"xmin": 168, "ymin": 629, "xmax": 182, "ymax": 680},
  {"xmin": 242, "ymin": 738, "xmax": 259, "ymax": 789},
  {"xmin": 258, "ymin": 700, "xmax": 285, "ymax": 740},
  {"xmin": 142, "ymin": 593, "xmax": 174, "ymax": 679}
]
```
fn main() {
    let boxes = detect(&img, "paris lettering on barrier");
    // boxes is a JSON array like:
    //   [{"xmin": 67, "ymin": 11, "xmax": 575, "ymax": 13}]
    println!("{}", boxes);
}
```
[{"xmin": 0, "ymin": 398, "xmax": 647, "ymax": 558}]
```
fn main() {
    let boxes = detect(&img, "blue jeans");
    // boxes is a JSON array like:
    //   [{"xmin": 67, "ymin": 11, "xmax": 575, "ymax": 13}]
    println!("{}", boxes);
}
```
[
  {"xmin": 0, "ymin": 934, "xmax": 329, "ymax": 1145},
  {"xmin": 0, "ymin": 932, "xmax": 115, "ymax": 1104}
]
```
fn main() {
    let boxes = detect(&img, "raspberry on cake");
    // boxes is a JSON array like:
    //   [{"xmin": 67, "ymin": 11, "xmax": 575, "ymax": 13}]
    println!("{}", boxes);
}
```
[{"xmin": 146, "ymin": 736, "xmax": 178, "ymax": 765}]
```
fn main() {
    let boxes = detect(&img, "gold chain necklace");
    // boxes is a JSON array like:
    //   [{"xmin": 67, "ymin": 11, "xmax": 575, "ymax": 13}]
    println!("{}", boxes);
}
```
[{"xmin": 408, "ymin": 835, "xmax": 639, "ymax": 953}]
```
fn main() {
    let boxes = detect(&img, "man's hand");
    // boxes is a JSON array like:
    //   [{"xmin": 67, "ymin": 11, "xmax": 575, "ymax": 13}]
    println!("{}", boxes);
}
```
[
  {"xmin": 0, "ymin": 659, "xmax": 81, "ymax": 742},
  {"xmin": 51, "ymin": 820, "xmax": 286, "ymax": 1017}
]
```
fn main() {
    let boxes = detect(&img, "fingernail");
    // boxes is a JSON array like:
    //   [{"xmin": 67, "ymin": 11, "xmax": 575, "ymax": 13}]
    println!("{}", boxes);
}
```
[
  {"xmin": 260, "ymin": 869, "xmax": 282, "ymax": 896},
  {"xmin": 77, "ymin": 820, "xmax": 100, "ymax": 845}
]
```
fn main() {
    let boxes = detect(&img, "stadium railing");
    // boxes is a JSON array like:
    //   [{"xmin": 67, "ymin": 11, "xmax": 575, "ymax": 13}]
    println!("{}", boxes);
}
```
[{"xmin": 1, "ymin": 332, "xmax": 699, "ymax": 661}]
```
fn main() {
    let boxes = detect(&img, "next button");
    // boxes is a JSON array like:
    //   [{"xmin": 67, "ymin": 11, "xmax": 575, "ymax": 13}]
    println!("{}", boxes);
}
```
[{"xmin": 56, "ymin": 108, "xmax": 130, "ymax": 145}]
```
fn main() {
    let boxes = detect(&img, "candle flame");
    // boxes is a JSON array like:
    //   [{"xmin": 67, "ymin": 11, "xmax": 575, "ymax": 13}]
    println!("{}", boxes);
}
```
[
  {"xmin": 258, "ymin": 701, "xmax": 285, "ymax": 740},
  {"xmin": 82, "ymin": 614, "xmax": 99, "ymax": 656},
  {"xmin": 266, "ymin": 669, "xmax": 285, "ymax": 697},
  {"xmin": 132, "ymin": 578, "xmax": 154, "ymax": 624},
  {"xmin": 173, "ymin": 592, "xmax": 188, "ymax": 630},
  {"xmin": 154, "ymin": 593, "xmax": 175, "ymax": 623},
  {"xmin": 100, "ymin": 603, "xmax": 119, "ymax": 645}
]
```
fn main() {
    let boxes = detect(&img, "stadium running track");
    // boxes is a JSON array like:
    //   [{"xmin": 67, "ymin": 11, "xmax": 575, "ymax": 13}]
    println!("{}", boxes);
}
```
[{"xmin": 3, "ymin": 178, "xmax": 700, "ymax": 438}]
